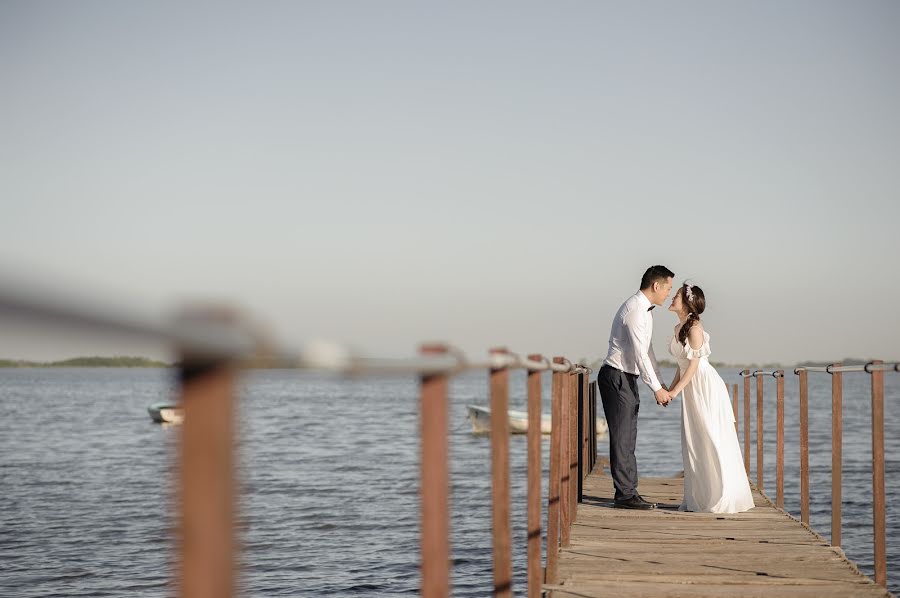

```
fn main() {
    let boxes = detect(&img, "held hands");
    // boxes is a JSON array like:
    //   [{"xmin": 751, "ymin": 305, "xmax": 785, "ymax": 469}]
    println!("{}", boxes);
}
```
[{"xmin": 655, "ymin": 387, "xmax": 673, "ymax": 407}]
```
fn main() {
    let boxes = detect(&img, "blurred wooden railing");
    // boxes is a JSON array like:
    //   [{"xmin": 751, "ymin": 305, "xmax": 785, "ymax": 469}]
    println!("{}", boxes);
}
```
[
  {"xmin": 419, "ymin": 346, "xmax": 596, "ymax": 597},
  {"xmin": 0, "ymin": 280, "xmax": 597, "ymax": 598}
]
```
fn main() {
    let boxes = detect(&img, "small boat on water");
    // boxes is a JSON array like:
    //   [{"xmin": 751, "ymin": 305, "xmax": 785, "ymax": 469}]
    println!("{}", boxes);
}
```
[
  {"xmin": 466, "ymin": 404, "xmax": 607, "ymax": 436},
  {"xmin": 147, "ymin": 402, "xmax": 184, "ymax": 424}
]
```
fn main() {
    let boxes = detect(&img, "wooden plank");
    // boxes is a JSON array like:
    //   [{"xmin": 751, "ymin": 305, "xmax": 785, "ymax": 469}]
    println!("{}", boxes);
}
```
[
  {"xmin": 550, "ymin": 473, "xmax": 893, "ymax": 598},
  {"xmin": 547, "ymin": 581, "xmax": 891, "ymax": 598}
]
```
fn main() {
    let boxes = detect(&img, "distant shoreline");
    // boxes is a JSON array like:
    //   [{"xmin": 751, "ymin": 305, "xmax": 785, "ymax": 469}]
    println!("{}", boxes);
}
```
[{"xmin": 0, "ymin": 356, "xmax": 171, "ymax": 368}]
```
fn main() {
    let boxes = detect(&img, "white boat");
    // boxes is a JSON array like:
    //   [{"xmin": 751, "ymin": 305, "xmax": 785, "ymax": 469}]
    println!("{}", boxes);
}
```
[
  {"xmin": 466, "ymin": 404, "xmax": 607, "ymax": 437},
  {"xmin": 147, "ymin": 402, "xmax": 184, "ymax": 424}
]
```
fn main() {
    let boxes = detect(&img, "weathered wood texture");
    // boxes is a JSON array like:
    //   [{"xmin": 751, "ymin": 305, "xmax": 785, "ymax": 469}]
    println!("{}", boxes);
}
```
[{"xmin": 548, "ymin": 474, "xmax": 893, "ymax": 598}]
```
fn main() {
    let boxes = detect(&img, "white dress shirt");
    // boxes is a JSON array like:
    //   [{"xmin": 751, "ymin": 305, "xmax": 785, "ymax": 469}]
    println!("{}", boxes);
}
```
[{"xmin": 603, "ymin": 290, "xmax": 664, "ymax": 392}]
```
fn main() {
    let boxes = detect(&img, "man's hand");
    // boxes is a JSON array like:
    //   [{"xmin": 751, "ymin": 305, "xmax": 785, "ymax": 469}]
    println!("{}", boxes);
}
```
[{"xmin": 654, "ymin": 388, "xmax": 671, "ymax": 407}]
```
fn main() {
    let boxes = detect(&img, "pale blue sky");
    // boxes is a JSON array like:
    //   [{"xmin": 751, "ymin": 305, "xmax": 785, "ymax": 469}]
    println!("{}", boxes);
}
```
[{"xmin": 1, "ymin": 1, "xmax": 898, "ymax": 363}]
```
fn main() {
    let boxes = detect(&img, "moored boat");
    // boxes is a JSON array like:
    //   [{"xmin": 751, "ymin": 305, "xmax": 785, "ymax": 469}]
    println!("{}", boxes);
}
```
[
  {"xmin": 147, "ymin": 402, "xmax": 184, "ymax": 424},
  {"xmin": 466, "ymin": 404, "xmax": 607, "ymax": 436}
]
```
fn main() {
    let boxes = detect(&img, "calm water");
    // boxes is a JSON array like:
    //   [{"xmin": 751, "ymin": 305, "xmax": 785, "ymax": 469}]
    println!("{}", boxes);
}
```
[{"xmin": 1, "ymin": 367, "xmax": 897, "ymax": 596}]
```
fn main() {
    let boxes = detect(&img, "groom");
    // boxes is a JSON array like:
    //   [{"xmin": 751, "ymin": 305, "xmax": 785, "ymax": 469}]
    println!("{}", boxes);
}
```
[{"xmin": 598, "ymin": 265, "xmax": 674, "ymax": 509}]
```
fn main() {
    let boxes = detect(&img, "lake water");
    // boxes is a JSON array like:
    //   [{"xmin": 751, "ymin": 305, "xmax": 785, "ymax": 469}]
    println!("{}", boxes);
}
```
[{"xmin": 1, "ymin": 367, "xmax": 897, "ymax": 596}]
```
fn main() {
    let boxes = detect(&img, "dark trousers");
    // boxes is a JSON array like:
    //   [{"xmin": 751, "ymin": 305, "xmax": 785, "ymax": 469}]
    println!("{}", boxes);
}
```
[{"xmin": 597, "ymin": 364, "xmax": 640, "ymax": 500}]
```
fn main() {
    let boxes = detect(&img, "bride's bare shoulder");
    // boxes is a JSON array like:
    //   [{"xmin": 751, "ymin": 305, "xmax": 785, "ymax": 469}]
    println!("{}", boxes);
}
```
[{"xmin": 688, "ymin": 321, "xmax": 705, "ymax": 349}]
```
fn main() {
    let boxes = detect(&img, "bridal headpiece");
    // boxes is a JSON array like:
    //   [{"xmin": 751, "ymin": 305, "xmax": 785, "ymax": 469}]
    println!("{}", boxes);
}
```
[{"xmin": 684, "ymin": 284, "xmax": 694, "ymax": 302}]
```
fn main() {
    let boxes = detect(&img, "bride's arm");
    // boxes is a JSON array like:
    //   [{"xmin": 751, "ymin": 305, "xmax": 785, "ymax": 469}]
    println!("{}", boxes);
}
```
[
  {"xmin": 669, "ymin": 369, "xmax": 681, "ymax": 393},
  {"xmin": 670, "ymin": 359, "xmax": 699, "ymax": 396},
  {"xmin": 669, "ymin": 326, "xmax": 705, "ymax": 396}
]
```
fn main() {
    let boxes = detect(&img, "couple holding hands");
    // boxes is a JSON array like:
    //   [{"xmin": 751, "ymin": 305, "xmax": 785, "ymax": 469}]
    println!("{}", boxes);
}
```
[{"xmin": 598, "ymin": 265, "xmax": 754, "ymax": 514}]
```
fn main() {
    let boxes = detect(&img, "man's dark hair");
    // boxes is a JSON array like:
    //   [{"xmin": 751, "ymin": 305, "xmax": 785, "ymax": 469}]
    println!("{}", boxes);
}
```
[{"xmin": 640, "ymin": 265, "xmax": 674, "ymax": 290}]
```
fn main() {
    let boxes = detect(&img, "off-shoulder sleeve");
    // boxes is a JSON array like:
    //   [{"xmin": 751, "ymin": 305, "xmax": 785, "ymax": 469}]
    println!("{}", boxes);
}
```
[{"xmin": 683, "ymin": 336, "xmax": 711, "ymax": 360}]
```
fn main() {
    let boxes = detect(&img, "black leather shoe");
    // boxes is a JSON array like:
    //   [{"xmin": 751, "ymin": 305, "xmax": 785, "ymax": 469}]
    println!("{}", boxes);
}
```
[
  {"xmin": 637, "ymin": 494, "xmax": 658, "ymax": 509},
  {"xmin": 614, "ymin": 495, "xmax": 654, "ymax": 510}
]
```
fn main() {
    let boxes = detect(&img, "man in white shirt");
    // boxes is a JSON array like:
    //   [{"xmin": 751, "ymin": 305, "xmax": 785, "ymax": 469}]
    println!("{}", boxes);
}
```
[{"xmin": 598, "ymin": 265, "xmax": 674, "ymax": 509}]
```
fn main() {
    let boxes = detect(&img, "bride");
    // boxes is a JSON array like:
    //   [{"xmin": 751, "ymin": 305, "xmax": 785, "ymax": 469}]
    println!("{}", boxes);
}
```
[{"xmin": 666, "ymin": 282, "xmax": 755, "ymax": 513}]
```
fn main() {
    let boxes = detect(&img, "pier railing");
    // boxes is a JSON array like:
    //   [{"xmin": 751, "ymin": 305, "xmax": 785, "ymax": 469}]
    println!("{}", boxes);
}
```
[
  {"xmin": 736, "ymin": 362, "xmax": 898, "ymax": 587},
  {"xmin": 0, "ymin": 282, "xmax": 597, "ymax": 598},
  {"xmin": 418, "ymin": 347, "xmax": 596, "ymax": 597}
]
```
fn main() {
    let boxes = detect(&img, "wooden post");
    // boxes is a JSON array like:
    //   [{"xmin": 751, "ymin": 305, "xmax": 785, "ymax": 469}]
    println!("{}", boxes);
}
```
[
  {"xmin": 776, "ymin": 371, "xmax": 784, "ymax": 509},
  {"xmin": 587, "ymin": 380, "xmax": 594, "ymax": 472},
  {"xmin": 584, "ymin": 375, "xmax": 591, "ymax": 476},
  {"xmin": 545, "ymin": 359, "xmax": 564, "ymax": 584},
  {"xmin": 831, "ymin": 363, "xmax": 842, "ymax": 548},
  {"xmin": 559, "ymin": 372, "xmax": 574, "ymax": 546},
  {"xmin": 572, "ymin": 374, "xmax": 586, "ymax": 504},
  {"xmin": 870, "ymin": 361, "xmax": 886, "ymax": 587},
  {"xmin": 799, "ymin": 368, "xmax": 810, "ymax": 525},
  {"xmin": 559, "ymin": 369, "xmax": 571, "ymax": 547},
  {"xmin": 569, "ymin": 371, "xmax": 578, "ymax": 524},
  {"xmin": 590, "ymin": 381, "xmax": 597, "ymax": 472},
  {"xmin": 489, "ymin": 348, "xmax": 512, "ymax": 598},
  {"xmin": 732, "ymin": 383, "xmax": 739, "ymax": 437},
  {"xmin": 592, "ymin": 381, "xmax": 598, "ymax": 471},
  {"xmin": 177, "ymin": 359, "xmax": 237, "ymax": 598},
  {"xmin": 756, "ymin": 371, "xmax": 764, "ymax": 492},
  {"xmin": 743, "ymin": 371, "xmax": 751, "ymax": 474},
  {"xmin": 419, "ymin": 345, "xmax": 451, "ymax": 598},
  {"xmin": 526, "ymin": 355, "xmax": 542, "ymax": 598}
]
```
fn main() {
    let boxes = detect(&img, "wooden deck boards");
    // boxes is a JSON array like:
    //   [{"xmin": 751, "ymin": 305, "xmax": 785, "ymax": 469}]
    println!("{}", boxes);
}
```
[{"xmin": 547, "ymin": 474, "xmax": 893, "ymax": 597}]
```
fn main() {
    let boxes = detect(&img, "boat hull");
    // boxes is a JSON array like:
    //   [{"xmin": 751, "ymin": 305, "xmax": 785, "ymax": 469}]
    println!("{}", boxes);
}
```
[
  {"xmin": 147, "ymin": 402, "xmax": 184, "ymax": 424},
  {"xmin": 466, "ymin": 405, "xmax": 607, "ymax": 436}
]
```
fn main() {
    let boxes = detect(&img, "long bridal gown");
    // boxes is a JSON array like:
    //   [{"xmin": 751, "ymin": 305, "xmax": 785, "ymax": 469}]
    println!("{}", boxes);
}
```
[{"xmin": 670, "ymin": 330, "xmax": 755, "ymax": 513}]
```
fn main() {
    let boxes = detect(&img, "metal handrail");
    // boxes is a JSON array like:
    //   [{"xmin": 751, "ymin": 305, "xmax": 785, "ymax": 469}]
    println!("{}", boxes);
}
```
[
  {"xmin": 740, "ymin": 370, "xmax": 784, "ymax": 378},
  {"xmin": 794, "ymin": 362, "xmax": 899, "ymax": 374},
  {"xmin": 739, "ymin": 364, "xmax": 899, "ymax": 377}
]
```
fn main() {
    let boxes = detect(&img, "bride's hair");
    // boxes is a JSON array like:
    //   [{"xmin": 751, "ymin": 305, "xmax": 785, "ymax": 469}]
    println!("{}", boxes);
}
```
[{"xmin": 677, "ymin": 283, "xmax": 706, "ymax": 345}]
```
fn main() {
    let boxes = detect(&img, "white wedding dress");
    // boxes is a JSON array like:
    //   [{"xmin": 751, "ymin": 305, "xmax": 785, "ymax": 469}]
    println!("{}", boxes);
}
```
[{"xmin": 669, "ymin": 329, "xmax": 755, "ymax": 513}]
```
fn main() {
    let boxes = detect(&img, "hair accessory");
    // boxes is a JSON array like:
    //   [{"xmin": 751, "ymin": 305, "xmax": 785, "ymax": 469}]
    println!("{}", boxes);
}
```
[{"xmin": 684, "ymin": 284, "xmax": 694, "ymax": 302}]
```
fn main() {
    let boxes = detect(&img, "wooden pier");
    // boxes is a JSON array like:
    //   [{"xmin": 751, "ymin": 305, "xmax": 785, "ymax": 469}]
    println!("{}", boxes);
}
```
[{"xmin": 546, "ymin": 473, "xmax": 893, "ymax": 598}]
